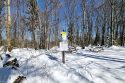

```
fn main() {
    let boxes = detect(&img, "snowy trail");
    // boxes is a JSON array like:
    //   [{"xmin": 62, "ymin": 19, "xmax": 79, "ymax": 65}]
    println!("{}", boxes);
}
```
[
  {"xmin": 72, "ymin": 51, "xmax": 125, "ymax": 83},
  {"xmin": 14, "ymin": 49, "xmax": 125, "ymax": 83},
  {"xmin": 76, "ymin": 53, "xmax": 125, "ymax": 63},
  {"xmin": 0, "ymin": 46, "xmax": 125, "ymax": 83}
]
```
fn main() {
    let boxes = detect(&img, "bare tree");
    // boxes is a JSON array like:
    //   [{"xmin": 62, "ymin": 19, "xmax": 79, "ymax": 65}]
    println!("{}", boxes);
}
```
[
  {"xmin": 81, "ymin": 0, "xmax": 86, "ymax": 48},
  {"xmin": 4, "ymin": 0, "xmax": 12, "ymax": 51},
  {"xmin": 0, "ymin": 0, "xmax": 2, "ymax": 46}
]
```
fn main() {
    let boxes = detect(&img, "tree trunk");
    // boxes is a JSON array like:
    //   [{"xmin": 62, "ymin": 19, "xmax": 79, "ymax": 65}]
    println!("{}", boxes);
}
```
[
  {"xmin": 101, "ymin": 12, "xmax": 106, "ymax": 46},
  {"xmin": 4, "ymin": 0, "xmax": 12, "ymax": 51},
  {"xmin": 14, "ymin": 22, "xmax": 17, "ymax": 47},
  {"xmin": 87, "ymin": 13, "xmax": 92, "ymax": 45},
  {"xmin": 110, "ymin": 0, "xmax": 115, "ymax": 45},
  {"xmin": 31, "ymin": 16, "xmax": 36, "ymax": 49},
  {"xmin": 81, "ymin": 0, "xmax": 86, "ymax": 48}
]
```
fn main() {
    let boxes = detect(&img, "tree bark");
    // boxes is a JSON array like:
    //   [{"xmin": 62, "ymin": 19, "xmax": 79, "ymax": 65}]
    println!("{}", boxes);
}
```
[
  {"xmin": 110, "ymin": 0, "xmax": 115, "ymax": 45},
  {"xmin": 4, "ymin": 0, "xmax": 12, "ymax": 51}
]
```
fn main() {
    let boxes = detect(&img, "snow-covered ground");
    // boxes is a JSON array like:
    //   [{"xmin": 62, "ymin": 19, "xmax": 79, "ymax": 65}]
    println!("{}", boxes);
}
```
[{"xmin": 0, "ymin": 46, "xmax": 125, "ymax": 83}]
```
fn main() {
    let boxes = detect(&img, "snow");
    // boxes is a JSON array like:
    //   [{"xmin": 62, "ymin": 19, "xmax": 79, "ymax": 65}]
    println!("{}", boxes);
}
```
[{"xmin": 0, "ymin": 46, "xmax": 125, "ymax": 83}]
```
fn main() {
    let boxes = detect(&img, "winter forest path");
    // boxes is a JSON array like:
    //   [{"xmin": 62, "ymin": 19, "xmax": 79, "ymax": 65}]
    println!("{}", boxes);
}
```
[{"xmin": 0, "ymin": 47, "xmax": 125, "ymax": 83}]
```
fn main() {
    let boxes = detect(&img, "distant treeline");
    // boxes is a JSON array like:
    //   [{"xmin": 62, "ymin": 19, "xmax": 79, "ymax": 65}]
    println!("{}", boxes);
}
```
[{"xmin": 0, "ymin": 0, "xmax": 125, "ymax": 50}]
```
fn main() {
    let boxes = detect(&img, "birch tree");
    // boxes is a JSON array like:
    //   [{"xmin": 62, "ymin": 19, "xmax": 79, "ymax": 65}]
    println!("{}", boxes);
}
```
[{"xmin": 4, "ymin": 0, "xmax": 12, "ymax": 51}]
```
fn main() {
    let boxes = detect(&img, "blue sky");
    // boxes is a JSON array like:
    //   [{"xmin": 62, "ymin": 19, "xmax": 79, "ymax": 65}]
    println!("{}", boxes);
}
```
[
  {"xmin": 36, "ymin": 0, "xmax": 103, "ymax": 29},
  {"xmin": 1, "ymin": 0, "xmax": 104, "ymax": 40}
]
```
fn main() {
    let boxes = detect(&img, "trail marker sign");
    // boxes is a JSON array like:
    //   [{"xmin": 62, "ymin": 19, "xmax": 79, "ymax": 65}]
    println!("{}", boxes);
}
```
[
  {"xmin": 59, "ymin": 41, "xmax": 68, "ymax": 51},
  {"xmin": 61, "ymin": 31, "xmax": 67, "ymax": 41},
  {"xmin": 59, "ymin": 31, "xmax": 68, "ymax": 64}
]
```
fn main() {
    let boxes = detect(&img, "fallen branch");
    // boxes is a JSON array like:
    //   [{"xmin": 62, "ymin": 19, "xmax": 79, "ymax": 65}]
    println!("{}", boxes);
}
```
[{"xmin": 13, "ymin": 76, "xmax": 26, "ymax": 83}]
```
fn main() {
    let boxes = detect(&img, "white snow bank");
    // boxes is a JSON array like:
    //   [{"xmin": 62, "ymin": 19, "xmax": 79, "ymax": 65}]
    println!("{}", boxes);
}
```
[{"xmin": 109, "ymin": 45, "xmax": 123, "ymax": 49}]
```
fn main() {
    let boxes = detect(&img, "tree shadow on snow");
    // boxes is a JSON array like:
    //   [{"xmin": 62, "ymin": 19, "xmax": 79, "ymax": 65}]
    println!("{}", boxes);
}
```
[
  {"xmin": 92, "ymin": 62, "xmax": 125, "ymax": 83},
  {"xmin": 75, "ymin": 53, "xmax": 125, "ymax": 83},
  {"xmin": 77, "ymin": 53, "xmax": 125, "ymax": 63},
  {"xmin": 0, "ymin": 67, "xmax": 12, "ymax": 83},
  {"xmin": 20, "ymin": 64, "xmax": 60, "ymax": 83},
  {"xmin": 47, "ymin": 54, "xmax": 58, "ymax": 61},
  {"xmin": 66, "ymin": 67, "xmax": 94, "ymax": 83}
]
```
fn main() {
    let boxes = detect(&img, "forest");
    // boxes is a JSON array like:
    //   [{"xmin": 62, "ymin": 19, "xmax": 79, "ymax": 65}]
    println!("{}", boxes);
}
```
[
  {"xmin": 1, "ymin": 0, "xmax": 125, "ymax": 83},
  {"xmin": 0, "ymin": 0, "xmax": 125, "ymax": 51}
]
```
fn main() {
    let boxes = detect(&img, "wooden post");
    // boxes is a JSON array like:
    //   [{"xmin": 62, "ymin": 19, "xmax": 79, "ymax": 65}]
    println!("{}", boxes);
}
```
[{"xmin": 62, "ymin": 51, "xmax": 65, "ymax": 64}]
